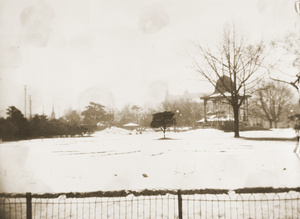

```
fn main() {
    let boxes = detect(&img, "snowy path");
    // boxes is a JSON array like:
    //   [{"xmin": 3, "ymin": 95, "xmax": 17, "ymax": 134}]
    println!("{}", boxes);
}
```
[{"xmin": 0, "ymin": 128, "xmax": 299, "ymax": 193}]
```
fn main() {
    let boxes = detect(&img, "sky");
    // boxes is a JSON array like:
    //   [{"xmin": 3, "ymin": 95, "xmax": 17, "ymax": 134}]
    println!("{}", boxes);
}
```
[{"xmin": 0, "ymin": 0, "xmax": 299, "ymax": 117}]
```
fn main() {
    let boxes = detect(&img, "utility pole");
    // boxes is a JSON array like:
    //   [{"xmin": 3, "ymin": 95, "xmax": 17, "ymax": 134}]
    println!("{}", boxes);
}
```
[
  {"xmin": 24, "ymin": 85, "xmax": 27, "ymax": 118},
  {"xmin": 29, "ymin": 95, "xmax": 32, "ymax": 120}
]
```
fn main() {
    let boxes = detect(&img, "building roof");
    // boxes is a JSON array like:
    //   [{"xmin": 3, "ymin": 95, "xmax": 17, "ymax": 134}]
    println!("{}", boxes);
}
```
[
  {"xmin": 201, "ymin": 92, "xmax": 251, "ymax": 101},
  {"xmin": 201, "ymin": 76, "xmax": 251, "ymax": 101},
  {"xmin": 213, "ymin": 75, "xmax": 233, "ymax": 94}
]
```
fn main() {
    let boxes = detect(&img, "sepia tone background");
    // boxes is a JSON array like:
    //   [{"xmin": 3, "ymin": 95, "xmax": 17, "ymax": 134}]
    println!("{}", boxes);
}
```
[{"xmin": 0, "ymin": 0, "xmax": 298, "ymax": 117}]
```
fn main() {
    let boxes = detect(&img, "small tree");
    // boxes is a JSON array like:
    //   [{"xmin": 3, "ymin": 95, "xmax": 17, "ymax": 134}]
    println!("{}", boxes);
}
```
[{"xmin": 150, "ymin": 111, "xmax": 176, "ymax": 138}]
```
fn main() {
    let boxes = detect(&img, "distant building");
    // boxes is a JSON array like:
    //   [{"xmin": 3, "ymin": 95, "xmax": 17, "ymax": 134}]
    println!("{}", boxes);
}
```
[
  {"xmin": 165, "ymin": 89, "xmax": 205, "ymax": 103},
  {"xmin": 51, "ymin": 105, "xmax": 56, "ymax": 119}
]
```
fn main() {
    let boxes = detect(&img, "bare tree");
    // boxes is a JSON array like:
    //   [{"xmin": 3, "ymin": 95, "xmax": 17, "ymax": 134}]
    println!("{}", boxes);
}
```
[
  {"xmin": 161, "ymin": 99, "xmax": 203, "ymax": 128},
  {"xmin": 193, "ymin": 25, "xmax": 265, "ymax": 137},
  {"xmin": 104, "ymin": 107, "xmax": 116, "ymax": 128},
  {"xmin": 269, "ymin": 33, "xmax": 300, "ymax": 108},
  {"xmin": 249, "ymin": 81, "xmax": 295, "ymax": 128},
  {"xmin": 282, "ymin": 33, "xmax": 300, "ymax": 70},
  {"xmin": 131, "ymin": 105, "xmax": 142, "ymax": 123},
  {"xmin": 64, "ymin": 109, "xmax": 82, "ymax": 125},
  {"xmin": 116, "ymin": 104, "xmax": 135, "ymax": 125},
  {"xmin": 139, "ymin": 107, "xmax": 156, "ymax": 128}
]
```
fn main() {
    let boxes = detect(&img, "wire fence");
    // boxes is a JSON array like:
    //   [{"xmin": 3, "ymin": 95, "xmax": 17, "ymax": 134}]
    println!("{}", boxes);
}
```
[{"xmin": 1, "ymin": 187, "xmax": 300, "ymax": 219}]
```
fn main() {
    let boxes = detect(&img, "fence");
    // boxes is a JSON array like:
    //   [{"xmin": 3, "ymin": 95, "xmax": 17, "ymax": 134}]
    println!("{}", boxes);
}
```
[{"xmin": 1, "ymin": 187, "xmax": 300, "ymax": 219}]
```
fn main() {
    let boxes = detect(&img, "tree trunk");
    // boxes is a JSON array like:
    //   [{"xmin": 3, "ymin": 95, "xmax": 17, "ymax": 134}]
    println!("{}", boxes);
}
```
[
  {"xmin": 163, "ymin": 129, "xmax": 166, "ymax": 138},
  {"xmin": 269, "ymin": 121, "xmax": 273, "ymax": 128},
  {"xmin": 233, "ymin": 103, "xmax": 240, "ymax": 137}
]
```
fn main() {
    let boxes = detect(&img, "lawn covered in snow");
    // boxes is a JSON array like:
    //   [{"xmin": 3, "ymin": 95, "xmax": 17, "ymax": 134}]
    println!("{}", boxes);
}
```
[{"xmin": 0, "ymin": 127, "xmax": 299, "ymax": 194}]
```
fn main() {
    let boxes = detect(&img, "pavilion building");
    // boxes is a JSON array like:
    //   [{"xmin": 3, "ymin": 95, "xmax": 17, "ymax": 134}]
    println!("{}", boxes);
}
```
[{"xmin": 199, "ymin": 76, "xmax": 251, "ymax": 128}]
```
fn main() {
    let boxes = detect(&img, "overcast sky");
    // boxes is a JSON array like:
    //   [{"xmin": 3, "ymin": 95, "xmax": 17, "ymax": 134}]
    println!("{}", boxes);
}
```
[{"xmin": 0, "ymin": 0, "xmax": 298, "ymax": 117}]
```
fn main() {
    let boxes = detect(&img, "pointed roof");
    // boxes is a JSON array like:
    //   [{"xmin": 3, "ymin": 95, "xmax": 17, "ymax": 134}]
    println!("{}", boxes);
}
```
[
  {"xmin": 123, "ymin": 123, "xmax": 140, "ymax": 127},
  {"xmin": 51, "ymin": 105, "xmax": 56, "ymax": 119},
  {"xmin": 201, "ymin": 76, "xmax": 251, "ymax": 101},
  {"xmin": 213, "ymin": 75, "xmax": 233, "ymax": 94}
]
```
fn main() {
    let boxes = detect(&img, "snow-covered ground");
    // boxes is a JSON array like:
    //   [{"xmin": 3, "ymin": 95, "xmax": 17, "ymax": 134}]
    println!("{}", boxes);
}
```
[{"xmin": 0, "ymin": 127, "xmax": 300, "ymax": 194}]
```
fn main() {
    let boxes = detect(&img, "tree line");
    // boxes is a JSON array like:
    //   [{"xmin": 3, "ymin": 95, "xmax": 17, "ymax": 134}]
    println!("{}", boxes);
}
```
[
  {"xmin": 0, "ymin": 99, "xmax": 204, "ymax": 142},
  {"xmin": 0, "ymin": 102, "xmax": 111, "ymax": 141},
  {"xmin": 0, "ymin": 80, "xmax": 296, "ymax": 142}
]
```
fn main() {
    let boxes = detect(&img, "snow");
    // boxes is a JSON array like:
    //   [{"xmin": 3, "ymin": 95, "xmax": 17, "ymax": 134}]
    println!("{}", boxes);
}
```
[
  {"xmin": 0, "ymin": 127, "xmax": 299, "ymax": 194},
  {"xmin": 241, "ymin": 128, "xmax": 297, "ymax": 139},
  {"xmin": 100, "ymin": 127, "xmax": 131, "ymax": 135}
]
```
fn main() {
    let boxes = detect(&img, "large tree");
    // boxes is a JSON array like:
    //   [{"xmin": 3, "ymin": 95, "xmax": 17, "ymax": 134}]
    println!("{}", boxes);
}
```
[
  {"xmin": 193, "ymin": 25, "xmax": 265, "ymax": 137},
  {"xmin": 249, "ymin": 81, "xmax": 294, "ymax": 128},
  {"xmin": 29, "ymin": 114, "xmax": 50, "ymax": 137},
  {"xmin": 81, "ymin": 102, "xmax": 107, "ymax": 133},
  {"xmin": 6, "ymin": 106, "xmax": 28, "ymax": 139}
]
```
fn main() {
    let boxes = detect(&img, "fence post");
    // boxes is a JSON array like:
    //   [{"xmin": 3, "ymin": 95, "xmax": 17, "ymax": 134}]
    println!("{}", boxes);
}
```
[
  {"xmin": 178, "ymin": 190, "xmax": 183, "ymax": 219},
  {"xmin": 26, "ymin": 192, "xmax": 32, "ymax": 219}
]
